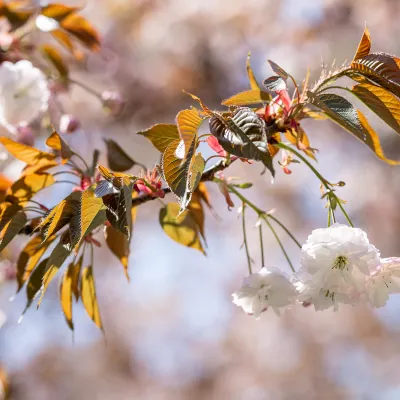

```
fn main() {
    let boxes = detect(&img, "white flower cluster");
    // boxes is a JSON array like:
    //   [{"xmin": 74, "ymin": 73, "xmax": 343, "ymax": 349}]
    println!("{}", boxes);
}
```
[{"xmin": 233, "ymin": 224, "xmax": 400, "ymax": 318}]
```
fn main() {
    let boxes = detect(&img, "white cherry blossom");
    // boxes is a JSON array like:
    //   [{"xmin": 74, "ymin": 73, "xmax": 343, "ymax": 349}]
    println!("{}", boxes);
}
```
[
  {"xmin": 232, "ymin": 267, "xmax": 297, "ymax": 318},
  {"xmin": 296, "ymin": 224, "xmax": 380, "ymax": 311},
  {"xmin": 0, "ymin": 60, "xmax": 50, "ymax": 129},
  {"xmin": 367, "ymin": 257, "xmax": 400, "ymax": 308}
]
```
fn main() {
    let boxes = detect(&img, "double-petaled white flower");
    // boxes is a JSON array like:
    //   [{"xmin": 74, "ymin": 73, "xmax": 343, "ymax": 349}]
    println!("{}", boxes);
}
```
[
  {"xmin": 0, "ymin": 60, "xmax": 50, "ymax": 129},
  {"xmin": 367, "ymin": 257, "xmax": 400, "ymax": 308},
  {"xmin": 232, "ymin": 267, "xmax": 297, "ymax": 318},
  {"xmin": 296, "ymin": 224, "xmax": 380, "ymax": 311}
]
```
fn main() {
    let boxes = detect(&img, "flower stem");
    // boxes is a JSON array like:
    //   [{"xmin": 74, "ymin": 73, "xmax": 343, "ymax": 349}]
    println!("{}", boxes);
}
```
[
  {"xmin": 259, "ymin": 224, "xmax": 265, "ymax": 268},
  {"xmin": 263, "ymin": 215, "xmax": 295, "ymax": 273},
  {"xmin": 226, "ymin": 183, "xmax": 298, "ymax": 273},
  {"xmin": 277, "ymin": 142, "xmax": 354, "ymax": 227},
  {"xmin": 72, "ymin": 153, "xmax": 90, "ymax": 172},
  {"xmin": 268, "ymin": 214, "xmax": 301, "ymax": 249},
  {"xmin": 242, "ymin": 203, "xmax": 252, "ymax": 275}
]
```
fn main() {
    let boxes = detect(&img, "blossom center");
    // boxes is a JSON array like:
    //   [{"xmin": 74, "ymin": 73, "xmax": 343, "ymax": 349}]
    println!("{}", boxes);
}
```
[{"xmin": 332, "ymin": 255, "xmax": 349, "ymax": 271}]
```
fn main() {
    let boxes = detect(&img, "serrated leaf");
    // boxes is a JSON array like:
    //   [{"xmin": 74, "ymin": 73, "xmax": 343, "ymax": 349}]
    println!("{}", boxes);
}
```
[
  {"xmin": 24, "ymin": 257, "xmax": 49, "ymax": 313},
  {"xmin": 37, "ymin": 237, "xmax": 71, "ymax": 308},
  {"xmin": 189, "ymin": 153, "xmax": 205, "ymax": 192},
  {"xmin": 350, "ymin": 53, "xmax": 400, "ymax": 98},
  {"xmin": 0, "ymin": 211, "xmax": 26, "ymax": 252},
  {"xmin": 16, "ymin": 234, "xmax": 56, "ymax": 291},
  {"xmin": 59, "ymin": 263, "xmax": 74, "ymax": 330},
  {"xmin": 0, "ymin": 137, "xmax": 56, "ymax": 165},
  {"xmin": 263, "ymin": 76, "xmax": 287, "ymax": 92},
  {"xmin": 137, "ymin": 124, "xmax": 180, "ymax": 153},
  {"xmin": 187, "ymin": 190, "xmax": 205, "ymax": 240},
  {"xmin": 209, "ymin": 109, "xmax": 274, "ymax": 175},
  {"xmin": 246, "ymin": 52, "xmax": 260, "ymax": 90},
  {"xmin": 21, "ymin": 158, "xmax": 58, "ymax": 176},
  {"xmin": 44, "ymin": 197, "xmax": 79, "ymax": 241},
  {"xmin": 353, "ymin": 26, "xmax": 371, "ymax": 61},
  {"xmin": 40, "ymin": 44, "xmax": 69, "ymax": 80},
  {"xmin": 46, "ymin": 131, "xmax": 73, "ymax": 163},
  {"xmin": 222, "ymin": 90, "xmax": 272, "ymax": 106},
  {"xmin": 159, "ymin": 203, "xmax": 204, "ymax": 254},
  {"xmin": 268, "ymin": 60, "xmax": 289, "ymax": 80},
  {"xmin": 97, "ymin": 165, "xmax": 131, "ymax": 188},
  {"xmin": 71, "ymin": 254, "xmax": 83, "ymax": 301},
  {"xmin": 7, "ymin": 173, "xmax": 54, "ymax": 206},
  {"xmin": 78, "ymin": 187, "xmax": 105, "ymax": 248},
  {"xmin": 81, "ymin": 265, "xmax": 103, "ymax": 330},
  {"xmin": 307, "ymin": 91, "xmax": 400, "ymax": 164},
  {"xmin": 105, "ymin": 225, "xmax": 130, "ymax": 281},
  {"xmin": 196, "ymin": 182, "xmax": 211, "ymax": 209},
  {"xmin": 94, "ymin": 180, "xmax": 118, "ymax": 197},
  {"xmin": 352, "ymin": 82, "xmax": 400, "ymax": 135},
  {"xmin": 61, "ymin": 14, "xmax": 100, "ymax": 51},
  {"xmin": 104, "ymin": 139, "xmax": 136, "ymax": 172},
  {"xmin": 162, "ymin": 139, "xmax": 196, "ymax": 211},
  {"xmin": 121, "ymin": 183, "xmax": 133, "ymax": 239},
  {"xmin": 41, "ymin": 4, "xmax": 80, "ymax": 21},
  {"xmin": 176, "ymin": 109, "xmax": 203, "ymax": 159},
  {"xmin": 0, "ymin": 202, "xmax": 21, "ymax": 232}
]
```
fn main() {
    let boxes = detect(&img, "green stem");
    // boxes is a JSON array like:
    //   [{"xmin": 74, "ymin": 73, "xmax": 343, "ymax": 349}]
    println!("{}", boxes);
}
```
[
  {"xmin": 278, "ymin": 142, "xmax": 354, "ymax": 227},
  {"xmin": 241, "ymin": 203, "xmax": 252, "ymax": 275},
  {"xmin": 268, "ymin": 214, "xmax": 301, "ymax": 249},
  {"xmin": 69, "ymin": 78, "xmax": 101, "ymax": 99},
  {"xmin": 259, "ymin": 224, "xmax": 265, "ymax": 268},
  {"xmin": 337, "ymin": 200, "xmax": 354, "ymax": 227},
  {"xmin": 263, "ymin": 216, "xmax": 295, "ymax": 273}
]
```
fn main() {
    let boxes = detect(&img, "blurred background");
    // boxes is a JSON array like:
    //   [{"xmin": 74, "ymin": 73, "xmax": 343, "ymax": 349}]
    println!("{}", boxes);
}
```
[{"xmin": 1, "ymin": 0, "xmax": 400, "ymax": 398}]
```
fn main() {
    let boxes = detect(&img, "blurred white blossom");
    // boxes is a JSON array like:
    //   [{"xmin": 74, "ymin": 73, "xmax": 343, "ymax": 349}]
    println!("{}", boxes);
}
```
[
  {"xmin": 296, "ymin": 224, "xmax": 380, "ymax": 311},
  {"xmin": 0, "ymin": 60, "xmax": 49, "ymax": 129},
  {"xmin": 367, "ymin": 257, "xmax": 400, "ymax": 308},
  {"xmin": 232, "ymin": 267, "xmax": 297, "ymax": 318}
]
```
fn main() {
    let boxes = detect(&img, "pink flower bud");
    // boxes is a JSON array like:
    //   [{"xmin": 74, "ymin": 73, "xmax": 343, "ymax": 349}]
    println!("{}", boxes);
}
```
[
  {"xmin": 101, "ymin": 91, "xmax": 125, "ymax": 117},
  {"xmin": 59, "ymin": 114, "xmax": 81, "ymax": 134},
  {"xmin": 134, "ymin": 167, "xmax": 165, "ymax": 198}
]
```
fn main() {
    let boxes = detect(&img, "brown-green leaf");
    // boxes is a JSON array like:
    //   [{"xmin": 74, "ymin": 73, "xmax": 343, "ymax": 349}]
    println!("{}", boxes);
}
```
[
  {"xmin": 351, "ymin": 82, "xmax": 400, "ymax": 136},
  {"xmin": 350, "ymin": 53, "xmax": 400, "ymax": 98},
  {"xmin": 41, "ymin": 4, "xmax": 80, "ymax": 21},
  {"xmin": 40, "ymin": 44, "xmax": 69, "ymax": 80},
  {"xmin": 16, "ymin": 234, "xmax": 56, "ymax": 291},
  {"xmin": 222, "ymin": 90, "xmax": 271, "ymax": 106},
  {"xmin": 353, "ymin": 26, "xmax": 371, "ymax": 61},
  {"xmin": 104, "ymin": 139, "xmax": 136, "ymax": 172},
  {"xmin": 45, "ymin": 131, "xmax": 73, "ymax": 163},
  {"xmin": 159, "ymin": 203, "xmax": 205, "ymax": 254},
  {"xmin": 307, "ymin": 91, "xmax": 400, "ymax": 165},
  {"xmin": 81, "ymin": 265, "xmax": 103, "ymax": 330},
  {"xmin": 0, "ymin": 137, "xmax": 56, "ymax": 165},
  {"xmin": 71, "ymin": 254, "xmax": 83, "ymax": 301},
  {"xmin": 78, "ymin": 187, "xmax": 105, "ymax": 247},
  {"xmin": 105, "ymin": 225, "xmax": 130, "ymax": 281},
  {"xmin": 246, "ymin": 52, "xmax": 260, "ymax": 90},
  {"xmin": 176, "ymin": 109, "xmax": 203, "ymax": 159},
  {"xmin": 61, "ymin": 14, "xmax": 100, "ymax": 51},
  {"xmin": 7, "ymin": 173, "xmax": 55, "ymax": 206},
  {"xmin": 268, "ymin": 60, "xmax": 289, "ymax": 80},
  {"xmin": 162, "ymin": 139, "xmax": 196, "ymax": 211},
  {"xmin": 37, "ymin": 238, "xmax": 71, "ymax": 307},
  {"xmin": 137, "ymin": 124, "xmax": 180, "ymax": 153},
  {"xmin": 23, "ymin": 257, "xmax": 49, "ymax": 313},
  {"xmin": 0, "ymin": 211, "xmax": 27, "ymax": 252},
  {"xmin": 59, "ymin": 263, "xmax": 74, "ymax": 330}
]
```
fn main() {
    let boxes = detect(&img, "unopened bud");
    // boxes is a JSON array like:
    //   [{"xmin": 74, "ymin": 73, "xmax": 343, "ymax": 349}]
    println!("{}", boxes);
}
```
[
  {"xmin": 101, "ymin": 91, "xmax": 125, "ymax": 117},
  {"xmin": 337, "ymin": 181, "xmax": 346, "ymax": 187},
  {"xmin": 59, "ymin": 114, "xmax": 81, "ymax": 134}
]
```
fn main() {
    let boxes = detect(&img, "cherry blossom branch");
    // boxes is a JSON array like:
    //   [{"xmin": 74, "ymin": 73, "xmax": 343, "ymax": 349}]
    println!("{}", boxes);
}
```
[{"xmin": 131, "ymin": 158, "xmax": 234, "ymax": 208}]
